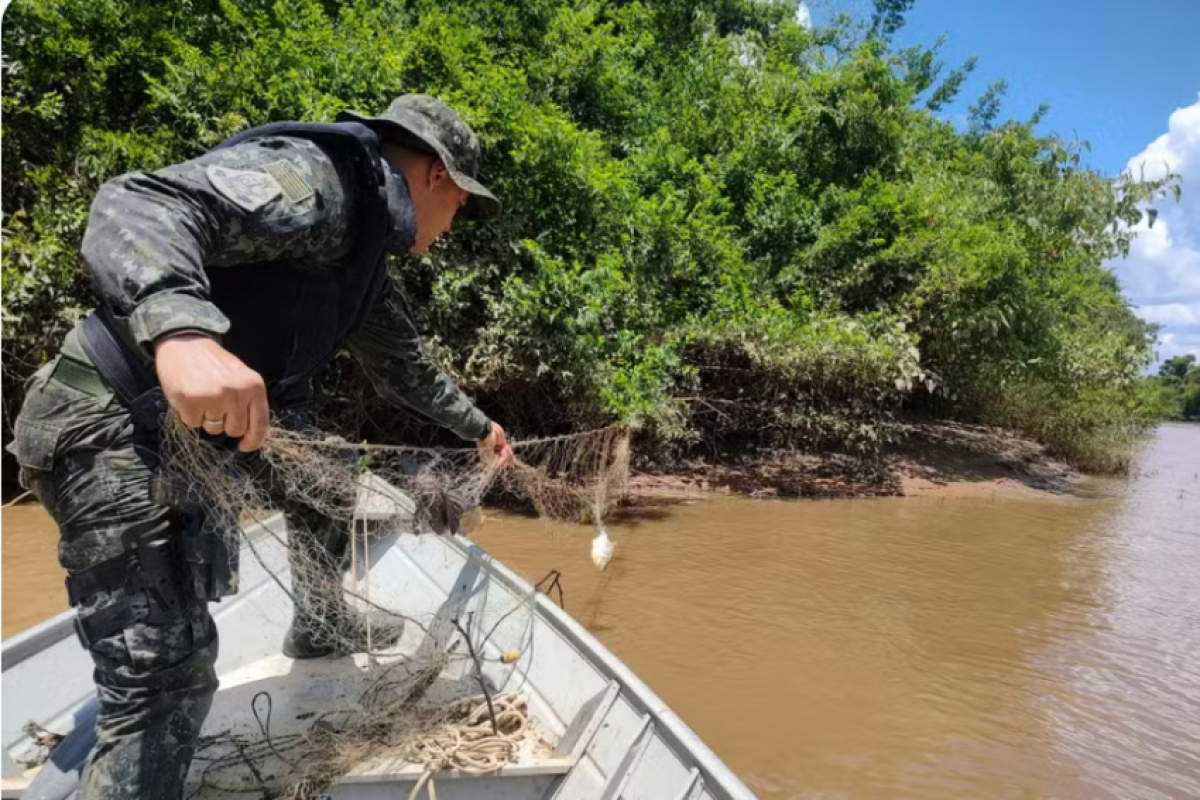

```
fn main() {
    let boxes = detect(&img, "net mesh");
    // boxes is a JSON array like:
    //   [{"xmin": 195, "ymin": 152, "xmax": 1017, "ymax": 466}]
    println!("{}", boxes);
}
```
[{"xmin": 160, "ymin": 415, "xmax": 630, "ymax": 798}]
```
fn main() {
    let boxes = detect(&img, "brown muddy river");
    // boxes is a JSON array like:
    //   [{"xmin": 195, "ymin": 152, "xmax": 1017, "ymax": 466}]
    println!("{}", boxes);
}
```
[{"xmin": 4, "ymin": 423, "xmax": 1199, "ymax": 798}]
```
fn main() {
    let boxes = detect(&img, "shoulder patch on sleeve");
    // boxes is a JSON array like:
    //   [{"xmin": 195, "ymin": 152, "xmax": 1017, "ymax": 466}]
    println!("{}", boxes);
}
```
[
  {"xmin": 205, "ymin": 165, "xmax": 283, "ymax": 212},
  {"xmin": 261, "ymin": 160, "xmax": 315, "ymax": 204}
]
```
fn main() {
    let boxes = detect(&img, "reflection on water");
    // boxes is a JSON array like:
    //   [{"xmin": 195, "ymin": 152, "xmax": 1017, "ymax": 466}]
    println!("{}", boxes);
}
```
[{"xmin": 3, "ymin": 425, "xmax": 1198, "ymax": 798}]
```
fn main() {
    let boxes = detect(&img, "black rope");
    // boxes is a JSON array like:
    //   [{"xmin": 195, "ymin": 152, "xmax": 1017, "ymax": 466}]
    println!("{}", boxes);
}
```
[
  {"xmin": 234, "ymin": 738, "xmax": 273, "ymax": 800},
  {"xmin": 252, "ymin": 691, "xmax": 298, "ymax": 768},
  {"xmin": 453, "ymin": 614, "xmax": 499, "ymax": 735},
  {"xmin": 535, "ymin": 568, "xmax": 565, "ymax": 609}
]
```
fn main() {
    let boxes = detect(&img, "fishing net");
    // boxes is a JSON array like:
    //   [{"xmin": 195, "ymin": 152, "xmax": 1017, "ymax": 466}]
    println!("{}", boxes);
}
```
[{"xmin": 158, "ymin": 415, "xmax": 631, "ymax": 799}]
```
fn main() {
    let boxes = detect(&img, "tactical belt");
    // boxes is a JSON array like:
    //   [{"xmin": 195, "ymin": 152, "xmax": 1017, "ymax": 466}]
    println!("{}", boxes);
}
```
[{"xmin": 66, "ymin": 531, "xmax": 186, "ymax": 649}]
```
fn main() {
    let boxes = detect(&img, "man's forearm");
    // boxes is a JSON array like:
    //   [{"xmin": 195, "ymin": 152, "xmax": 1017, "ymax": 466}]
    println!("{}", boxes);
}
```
[
  {"xmin": 355, "ymin": 353, "xmax": 492, "ymax": 441},
  {"xmin": 346, "ymin": 284, "xmax": 491, "ymax": 441}
]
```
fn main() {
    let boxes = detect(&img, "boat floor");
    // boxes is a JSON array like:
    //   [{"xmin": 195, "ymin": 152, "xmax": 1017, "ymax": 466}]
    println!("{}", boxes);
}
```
[
  {"xmin": 192, "ymin": 650, "xmax": 571, "ymax": 795},
  {"xmin": 5, "ymin": 648, "xmax": 575, "ymax": 800}
]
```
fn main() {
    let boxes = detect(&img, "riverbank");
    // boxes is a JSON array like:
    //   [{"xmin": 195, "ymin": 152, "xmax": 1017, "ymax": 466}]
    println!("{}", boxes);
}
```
[
  {"xmin": 0, "ymin": 422, "xmax": 1075, "ymax": 636},
  {"xmin": 632, "ymin": 422, "xmax": 1078, "ymax": 502}
]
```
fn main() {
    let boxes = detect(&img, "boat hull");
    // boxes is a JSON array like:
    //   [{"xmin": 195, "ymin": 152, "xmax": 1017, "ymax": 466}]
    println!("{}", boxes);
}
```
[{"xmin": 2, "ymin": 513, "xmax": 758, "ymax": 800}]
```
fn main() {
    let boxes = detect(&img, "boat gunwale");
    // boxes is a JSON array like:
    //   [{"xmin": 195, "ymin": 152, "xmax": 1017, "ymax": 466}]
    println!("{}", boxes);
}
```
[
  {"xmin": 1, "ymin": 514, "xmax": 287, "ymax": 672},
  {"xmin": 449, "ymin": 533, "xmax": 758, "ymax": 800}
]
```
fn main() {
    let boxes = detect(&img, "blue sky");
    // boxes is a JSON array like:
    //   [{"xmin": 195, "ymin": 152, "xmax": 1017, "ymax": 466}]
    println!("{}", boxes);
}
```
[
  {"xmin": 886, "ymin": 0, "xmax": 1200, "ymax": 177},
  {"xmin": 804, "ymin": 0, "xmax": 1200, "ymax": 365}
]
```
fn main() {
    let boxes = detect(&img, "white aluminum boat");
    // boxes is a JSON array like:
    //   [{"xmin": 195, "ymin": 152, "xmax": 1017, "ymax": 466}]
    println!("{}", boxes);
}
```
[{"xmin": 2, "ymin": 488, "xmax": 758, "ymax": 800}]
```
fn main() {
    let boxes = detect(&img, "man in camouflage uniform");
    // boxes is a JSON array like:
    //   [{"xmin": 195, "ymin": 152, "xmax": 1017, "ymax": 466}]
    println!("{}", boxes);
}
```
[{"xmin": 7, "ymin": 94, "xmax": 513, "ymax": 800}]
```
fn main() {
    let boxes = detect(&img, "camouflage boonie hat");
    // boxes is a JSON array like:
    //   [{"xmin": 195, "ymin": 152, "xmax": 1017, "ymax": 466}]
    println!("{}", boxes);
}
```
[{"xmin": 337, "ymin": 94, "xmax": 501, "ymax": 220}]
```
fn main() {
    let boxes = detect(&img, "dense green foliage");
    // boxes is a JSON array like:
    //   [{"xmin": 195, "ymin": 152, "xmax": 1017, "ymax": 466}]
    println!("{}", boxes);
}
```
[
  {"xmin": 1, "ymin": 0, "xmax": 1180, "ymax": 472},
  {"xmin": 1143, "ymin": 356, "xmax": 1200, "ymax": 422}
]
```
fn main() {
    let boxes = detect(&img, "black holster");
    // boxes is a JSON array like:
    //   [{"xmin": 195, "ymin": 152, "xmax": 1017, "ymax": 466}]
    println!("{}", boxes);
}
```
[
  {"xmin": 149, "ymin": 472, "xmax": 240, "ymax": 602},
  {"xmin": 66, "ymin": 526, "xmax": 188, "ymax": 648},
  {"xmin": 180, "ymin": 506, "xmax": 240, "ymax": 601}
]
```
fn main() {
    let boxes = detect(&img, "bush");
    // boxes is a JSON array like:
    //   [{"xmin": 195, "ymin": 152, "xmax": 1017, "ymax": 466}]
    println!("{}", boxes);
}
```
[{"xmin": 1142, "ymin": 356, "xmax": 1200, "ymax": 422}]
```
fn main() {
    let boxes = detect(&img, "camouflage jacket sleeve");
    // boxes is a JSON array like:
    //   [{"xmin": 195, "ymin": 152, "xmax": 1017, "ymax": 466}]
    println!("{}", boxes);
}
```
[
  {"xmin": 346, "ymin": 278, "xmax": 492, "ymax": 441},
  {"xmin": 80, "ymin": 137, "xmax": 354, "ymax": 351}
]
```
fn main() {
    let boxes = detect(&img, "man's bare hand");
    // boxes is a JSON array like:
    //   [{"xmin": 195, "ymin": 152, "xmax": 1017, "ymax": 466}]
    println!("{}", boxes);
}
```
[
  {"xmin": 478, "ymin": 421, "xmax": 514, "ymax": 467},
  {"xmin": 154, "ymin": 334, "xmax": 269, "ymax": 452}
]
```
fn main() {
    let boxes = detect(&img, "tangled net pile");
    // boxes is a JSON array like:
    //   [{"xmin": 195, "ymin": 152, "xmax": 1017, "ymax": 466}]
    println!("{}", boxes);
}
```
[{"xmin": 160, "ymin": 415, "xmax": 631, "ymax": 799}]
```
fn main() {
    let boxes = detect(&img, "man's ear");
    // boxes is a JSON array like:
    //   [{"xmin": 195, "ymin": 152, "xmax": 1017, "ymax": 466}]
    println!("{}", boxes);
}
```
[
  {"xmin": 431, "ymin": 159, "xmax": 452, "ymax": 188},
  {"xmin": 421, "ymin": 157, "xmax": 438, "ymax": 190}
]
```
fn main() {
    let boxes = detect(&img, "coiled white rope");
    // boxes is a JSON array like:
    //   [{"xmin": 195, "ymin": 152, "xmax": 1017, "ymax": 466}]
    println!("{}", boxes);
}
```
[{"xmin": 402, "ymin": 692, "xmax": 529, "ymax": 800}]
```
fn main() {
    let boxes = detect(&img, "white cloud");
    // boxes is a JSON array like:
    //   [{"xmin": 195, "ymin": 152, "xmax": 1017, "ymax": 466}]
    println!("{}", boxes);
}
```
[
  {"xmin": 796, "ymin": 2, "xmax": 812, "ymax": 28},
  {"xmin": 1128, "ymin": 100, "xmax": 1200, "ymax": 182},
  {"xmin": 1109, "ymin": 92, "xmax": 1200, "ymax": 365},
  {"xmin": 1138, "ymin": 303, "xmax": 1200, "ymax": 327}
]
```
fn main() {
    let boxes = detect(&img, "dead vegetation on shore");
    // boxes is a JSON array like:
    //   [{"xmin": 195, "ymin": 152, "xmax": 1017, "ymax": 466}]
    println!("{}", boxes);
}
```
[{"xmin": 631, "ymin": 422, "xmax": 1078, "ymax": 501}]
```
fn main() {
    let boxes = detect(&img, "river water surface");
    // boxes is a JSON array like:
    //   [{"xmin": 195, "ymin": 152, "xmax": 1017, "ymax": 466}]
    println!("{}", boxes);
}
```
[{"xmin": 3, "ymin": 424, "xmax": 1198, "ymax": 798}]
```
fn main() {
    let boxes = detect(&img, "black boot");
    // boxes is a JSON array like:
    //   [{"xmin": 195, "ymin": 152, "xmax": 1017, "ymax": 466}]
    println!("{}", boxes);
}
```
[
  {"xmin": 282, "ymin": 622, "xmax": 337, "ymax": 659},
  {"xmin": 282, "ymin": 608, "xmax": 405, "ymax": 660}
]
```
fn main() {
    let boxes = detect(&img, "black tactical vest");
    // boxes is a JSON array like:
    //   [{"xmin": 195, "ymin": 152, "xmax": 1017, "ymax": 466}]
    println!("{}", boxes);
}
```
[
  {"xmin": 81, "ymin": 122, "xmax": 398, "ymax": 419},
  {"xmin": 207, "ymin": 121, "xmax": 394, "ymax": 407}
]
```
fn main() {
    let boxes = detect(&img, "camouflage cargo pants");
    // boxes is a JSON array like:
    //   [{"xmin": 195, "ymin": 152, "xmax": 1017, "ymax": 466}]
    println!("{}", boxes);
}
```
[{"xmin": 8, "ymin": 358, "xmax": 347, "ymax": 800}]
